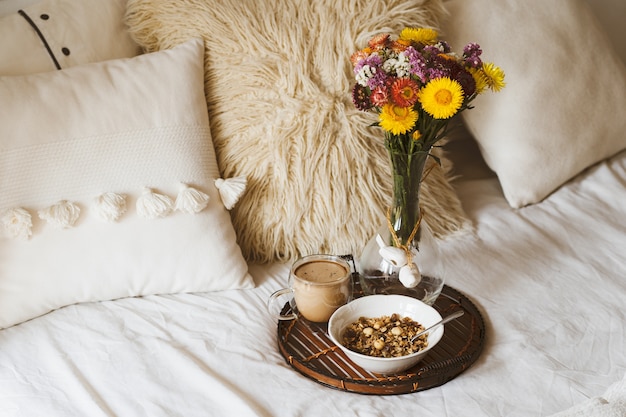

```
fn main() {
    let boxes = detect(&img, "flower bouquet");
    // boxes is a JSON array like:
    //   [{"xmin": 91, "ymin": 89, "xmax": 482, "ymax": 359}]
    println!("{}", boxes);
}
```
[{"xmin": 351, "ymin": 27, "xmax": 505, "ymax": 302}]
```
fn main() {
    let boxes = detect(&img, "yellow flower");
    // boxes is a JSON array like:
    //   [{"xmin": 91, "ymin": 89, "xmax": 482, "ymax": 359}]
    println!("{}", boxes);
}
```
[
  {"xmin": 399, "ymin": 27, "xmax": 438, "ymax": 45},
  {"xmin": 419, "ymin": 77, "xmax": 464, "ymax": 119},
  {"xmin": 469, "ymin": 67, "xmax": 488, "ymax": 94},
  {"xmin": 379, "ymin": 104, "xmax": 418, "ymax": 135},
  {"xmin": 481, "ymin": 62, "xmax": 506, "ymax": 92},
  {"xmin": 411, "ymin": 130, "xmax": 422, "ymax": 142}
]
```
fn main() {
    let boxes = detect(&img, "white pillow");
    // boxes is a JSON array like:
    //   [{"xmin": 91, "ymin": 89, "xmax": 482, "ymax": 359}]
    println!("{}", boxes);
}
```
[
  {"xmin": 0, "ymin": 38, "xmax": 254, "ymax": 329},
  {"xmin": 0, "ymin": 0, "xmax": 139, "ymax": 75},
  {"xmin": 442, "ymin": 0, "xmax": 626, "ymax": 208}
]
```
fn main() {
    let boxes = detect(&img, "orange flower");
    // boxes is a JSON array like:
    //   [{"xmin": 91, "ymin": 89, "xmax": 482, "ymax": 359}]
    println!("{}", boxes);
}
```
[
  {"xmin": 391, "ymin": 78, "xmax": 420, "ymax": 107},
  {"xmin": 350, "ymin": 50, "xmax": 370, "ymax": 67},
  {"xmin": 368, "ymin": 33, "xmax": 390, "ymax": 50},
  {"xmin": 391, "ymin": 39, "xmax": 410, "ymax": 53}
]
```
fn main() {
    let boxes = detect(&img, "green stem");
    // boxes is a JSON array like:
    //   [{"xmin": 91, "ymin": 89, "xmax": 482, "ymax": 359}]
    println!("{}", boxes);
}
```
[{"xmin": 387, "ymin": 148, "xmax": 430, "ymax": 248}]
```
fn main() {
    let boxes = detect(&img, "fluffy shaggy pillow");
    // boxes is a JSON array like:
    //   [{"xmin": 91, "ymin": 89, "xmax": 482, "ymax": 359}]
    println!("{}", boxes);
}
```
[
  {"xmin": 0, "ymin": 0, "xmax": 139, "ymax": 75},
  {"xmin": 0, "ymin": 39, "xmax": 254, "ymax": 329},
  {"xmin": 442, "ymin": 0, "xmax": 626, "ymax": 208},
  {"xmin": 125, "ymin": 0, "xmax": 472, "ymax": 263}
]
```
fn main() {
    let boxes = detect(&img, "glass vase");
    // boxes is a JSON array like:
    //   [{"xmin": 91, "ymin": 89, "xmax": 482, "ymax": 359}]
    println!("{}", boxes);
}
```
[{"xmin": 357, "ymin": 149, "xmax": 445, "ymax": 305}]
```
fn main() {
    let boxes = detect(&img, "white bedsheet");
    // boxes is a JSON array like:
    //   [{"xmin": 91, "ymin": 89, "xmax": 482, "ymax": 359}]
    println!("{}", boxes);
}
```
[{"xmin": 1, "ymin": 147, "xmax": 625, "ymax": 417}]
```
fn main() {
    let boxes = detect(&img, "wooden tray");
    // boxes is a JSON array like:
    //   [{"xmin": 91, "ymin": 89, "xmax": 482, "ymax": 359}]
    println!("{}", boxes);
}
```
[{"xmin": 277, "ymin": 275, "xmax": 485, "ymax": 395}]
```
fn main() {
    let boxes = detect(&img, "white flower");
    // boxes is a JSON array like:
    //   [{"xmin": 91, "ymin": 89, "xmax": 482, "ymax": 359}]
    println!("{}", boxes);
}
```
[
  {"xmin": 1, "ymin": 207, "xmax": 33, "ymax": 240},
  {"xmin": 382, "ymin": 58, "xmax": 397, "ymax": 74},
  {"xmin": 394, "ymin": 53, "xmax": 411, "ymax": 77},
  {"xmin": 355, "ymin": 64, "xmax": 376, "ymax": 87},
  {"xmin": 384, "ymin": 55, "xmax": 410, "ymax": 78}
]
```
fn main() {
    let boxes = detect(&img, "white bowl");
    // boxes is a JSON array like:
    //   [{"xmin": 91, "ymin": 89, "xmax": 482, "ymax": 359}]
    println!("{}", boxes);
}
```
[{"xmin": 327, "ymin": 294, "xmax": 443, "ymax": 375}]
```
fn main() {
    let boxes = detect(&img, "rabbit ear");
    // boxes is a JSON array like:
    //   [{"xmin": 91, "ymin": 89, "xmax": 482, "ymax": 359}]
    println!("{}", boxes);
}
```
[
  {"xmin": 94, "ymin": 192, "xmax": 127, "ymax": 222},
  {"xmin": 136, "ymin": 188, "xmax": 173, "ymax": 219},
  {"xmin": 38, "ymin": 200, "xmax": 81, "ymax": 229},
  {"xmin": 378, "ymin": 245, "xmax": 408, "ymax": 267},
  {"xmin": 175, "ymin": 184, "xmax": 210, "ymax": 214},
  {"xmin": 214, "ymin": 176, "xmax": 247, "ymax": 210}
]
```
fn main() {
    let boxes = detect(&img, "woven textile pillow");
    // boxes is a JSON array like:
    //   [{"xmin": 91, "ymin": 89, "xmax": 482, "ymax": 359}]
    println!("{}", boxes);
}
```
[
  {"xmin": 0, "ymin": 0, "xmax": 139, "ymax": 75},
  {"xmin": 442, "ymin": 0, "xmax": 626, "ymax": 208},
  {"xmin": 0, "ymin": 39, "xmax": 254, "ymax": 329},
  {"xmin": 125, "ymin": 0, "xmax": 472, "ymax": 263}
]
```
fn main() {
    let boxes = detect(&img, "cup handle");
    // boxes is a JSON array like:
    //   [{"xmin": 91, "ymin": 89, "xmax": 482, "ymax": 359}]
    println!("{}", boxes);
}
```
[{"xmin": 267, "ymin": 288, "xmax": 298, "ymax": 320}]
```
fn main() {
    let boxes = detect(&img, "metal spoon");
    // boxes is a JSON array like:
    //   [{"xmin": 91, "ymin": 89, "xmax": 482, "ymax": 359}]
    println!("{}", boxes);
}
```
[{"xmin": 410, "ymin": 310, "xmax": 465, "ymax": 342}]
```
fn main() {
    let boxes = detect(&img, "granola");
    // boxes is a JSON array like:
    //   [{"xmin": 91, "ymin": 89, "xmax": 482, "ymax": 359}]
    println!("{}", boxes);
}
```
[{"xmin": 341, "ymin": 314, "xmax": 428, "ymax": 358}]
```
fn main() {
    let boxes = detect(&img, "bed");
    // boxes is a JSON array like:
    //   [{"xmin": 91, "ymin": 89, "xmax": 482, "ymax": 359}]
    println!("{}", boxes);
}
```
[{"xmin": 1, "ymin": 0, "xmax": 625, "ymax": 416}]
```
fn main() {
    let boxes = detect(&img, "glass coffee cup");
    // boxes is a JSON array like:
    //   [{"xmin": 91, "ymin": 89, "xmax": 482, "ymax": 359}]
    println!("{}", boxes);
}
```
[{"xmin": 268, "ymin": 254, "xmax": 353, "ymax": 322}]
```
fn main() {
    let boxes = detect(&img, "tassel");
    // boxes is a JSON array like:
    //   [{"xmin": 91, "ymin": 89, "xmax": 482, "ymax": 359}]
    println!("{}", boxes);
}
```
[
  {"xmin": 1, "ymin": 207, "xmax": 33, "ymax": 240},
  {"xmin": 94, "ymin": 192, "xmax": 127, "ymax": 222},
  {"xmin": 175, "ymin": 184, "xmax": 210, "ymax": 214},
  {"xmin": 38, "ymin": 200, "xmax": 81, "ymax": 229},
  {"xmin": 214, "ymin": 176, "xmax": 247, "ymax": 210},
  {"xmin": 136, "ymin": 188, "xmax": 173, "ymax": 219}
]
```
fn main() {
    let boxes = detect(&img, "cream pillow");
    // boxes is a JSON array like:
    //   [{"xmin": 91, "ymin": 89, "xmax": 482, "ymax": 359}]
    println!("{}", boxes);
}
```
[
  {"xmin": 0, "ymin": 0, "xmax": 140, "ymax": 75},
  {"xmin": 442, "ymin": 0, "xmax": 626, "ymax": 208},
  {"xmin": 126, "ymin": 0, "xmax": 472, "ymax": 263},
  {"xmin": 581, "ymin": 0, "xmax": 626, "ymax": 65},
  {"xmin": 0, "ymin": 38, "xmax": 254, "ymax": 329}
]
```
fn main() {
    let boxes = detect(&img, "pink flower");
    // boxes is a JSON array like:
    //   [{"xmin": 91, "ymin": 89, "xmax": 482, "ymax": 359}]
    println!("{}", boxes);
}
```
[{"xmin": 370, "ymin": 86, "xmax": 389, "ymax": 106}]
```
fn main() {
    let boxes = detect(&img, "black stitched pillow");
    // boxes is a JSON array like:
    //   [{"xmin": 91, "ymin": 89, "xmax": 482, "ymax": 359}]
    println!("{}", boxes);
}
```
[{"xmin": 0, "ymin": 0, "xmax": 139, "ymax": 75}]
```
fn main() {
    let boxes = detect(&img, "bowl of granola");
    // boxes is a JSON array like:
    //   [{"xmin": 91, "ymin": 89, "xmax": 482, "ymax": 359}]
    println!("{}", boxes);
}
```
[{"xmin": 327, "ymin": 294, "xmax": 444, "ymax": 374}]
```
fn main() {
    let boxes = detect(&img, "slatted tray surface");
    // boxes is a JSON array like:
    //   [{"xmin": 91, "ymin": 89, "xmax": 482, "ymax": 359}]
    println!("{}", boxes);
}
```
[{"xmin": 277, "ymin": 280, "xmax": 485, "ymax": 395}]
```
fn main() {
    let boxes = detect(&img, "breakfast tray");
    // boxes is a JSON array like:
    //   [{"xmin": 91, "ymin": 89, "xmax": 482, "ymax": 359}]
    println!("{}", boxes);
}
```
[{"xmin": 276, "ymin": 274, "xmax": 486, "ymax": 395}]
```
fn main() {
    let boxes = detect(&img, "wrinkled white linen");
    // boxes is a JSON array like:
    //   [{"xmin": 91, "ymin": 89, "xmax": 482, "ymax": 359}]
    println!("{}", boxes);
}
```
[
  {"xmin": 550, "ymin": 372, "xmax": 626, "ymax": 417},
  {"xmin": 1, "ymin": 149, "xmax": 625, "ymax": 417}
]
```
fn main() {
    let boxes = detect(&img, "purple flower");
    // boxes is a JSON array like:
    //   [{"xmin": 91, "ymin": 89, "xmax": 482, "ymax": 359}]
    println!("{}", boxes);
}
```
[
  {"xmin": 426, "ymin": 67, "xmax": 448, "ymax": 79},
  {"xmin": 463, "ymin": 43, "xmax": 483, "ymax": 68},
  {"xmin": 404, "ymin": 46, "xmax": 428, "ymax": 82},
  {"xmin": 422, "ymin": 45, "xmax": 442, "ymax": 57},
  {"xmin": 354, "ymin": 54, "xmax": 382, "ymax": 74},
  {"xmin": 368, "ymin": 69, "xmax": 388, "ymax": 89},
  {"xmin": 354, "ymin": 54, "xmax": 388, "ymax": 89}
]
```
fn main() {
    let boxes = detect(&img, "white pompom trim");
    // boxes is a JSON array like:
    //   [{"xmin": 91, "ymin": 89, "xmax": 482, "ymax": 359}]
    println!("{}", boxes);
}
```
[
  {"xmin": 175, "ymin": 184, "xmax": 210, "ymax": 214},
  {"xmin": 94, "ymin": 192, "xmax": 127, "ymax": 222},
  {"xmin": 136, "ymin": 188, "xmax": 173, "ymax": 219},
  {"xmin": 38, "ymin": 200, "xmax": 81, "ymax": 229},
  {"xmin": 1, "ymin": 207, "xmax": 33, "ymax": 240}
]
